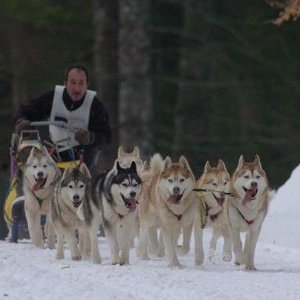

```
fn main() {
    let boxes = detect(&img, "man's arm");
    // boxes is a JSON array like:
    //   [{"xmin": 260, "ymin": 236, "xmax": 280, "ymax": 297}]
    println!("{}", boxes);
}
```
[
  {"xmin": 87, "ymin": 98, "xmax": 112, "ymax": 148},
  {"xmin": 12, "ymin": 91, "xmax": 54, "ymax": 128}
]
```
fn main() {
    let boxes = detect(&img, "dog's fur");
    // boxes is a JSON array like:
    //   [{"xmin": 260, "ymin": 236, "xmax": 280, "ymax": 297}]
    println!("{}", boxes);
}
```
[
  {"xmin": 94, "ymin": 161, "xmax": 142, "ymax": 265},
  {"xmin": 23, "ymin": 146, "xmax": 61, "ymax": 248},
  {"xmin": 51, "ymin": 163, "xmax": 102, "ymax": 264},
  {"xmin": 137, "ymin": 154, "xmax": 203, "ymax": 267},
  {"xmin": 117, "ymin": 146, "xmax": 146, "ymax": 173},
  {"xmin": 227, "ymin": 154, "xmax": 270, "ymax": 270},
  {"xmin": 196, "ymin": 160, "xmax": 232, "ymax": 262}
]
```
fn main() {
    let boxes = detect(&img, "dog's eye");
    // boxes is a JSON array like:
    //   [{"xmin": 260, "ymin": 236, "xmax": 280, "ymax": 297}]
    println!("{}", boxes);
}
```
[
  {"xmin": 168, "ymin": 179, "xmax": 173, "ymax": 183},
  {"xmin": 32, "ymin": 165, "xmax": 37, "ymax": 169},
  {"xmin": 43, "ymin": 164, "xmax": 47, "ymax": 168},
  {"xmin": 212, "ymin": 183, "xmax": 217, "ymax": 187},
  {"xmin": 79, "ymin": 184, "xmax": 85, "ymax": 189},
  {"xmin": 256, "ymin": 175, "xmax": 260, "ymax": 179},
  {"xmin": 132, "ymin": 183, "xmax": 137, "ymax": 187},
  {"xmin": 244, "ymin": 175, "xmax": 249, "ymax": 179},
  {"xmin": 223, "ymin": 181, "xmax": 227, "ymax": 186},
  {"xmin": 68, "ymin": 184, "xmax": 73, "ymax": 189},
  {"xmin": 122, "ymin": 183, "xmax": 128, "ymax": 187},
  {"xmin": 179, "ymin": 178, "xmax": 185, "ymax": 183}
]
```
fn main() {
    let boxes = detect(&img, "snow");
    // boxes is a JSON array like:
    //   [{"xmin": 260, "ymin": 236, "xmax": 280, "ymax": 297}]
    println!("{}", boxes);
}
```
[{"xmin": 1, "ymin": 165, "xmax": 300, "ymax": 300}]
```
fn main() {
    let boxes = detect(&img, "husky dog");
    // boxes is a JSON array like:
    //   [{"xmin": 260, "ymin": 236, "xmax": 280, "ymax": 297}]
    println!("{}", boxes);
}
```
[
  {"xmin": 94, "ymin": 161, "xmax": 142, "ymax": 265},
  {"xmin": 51, "ymin": 163, "xmax": 102, "ymax": 264},
  {"xmin": 137, "ymin": 154, "xmax": 203, "ymax": 267},
  {"xmin": 23, "ymin": 146, "xmax": 61, "ymax": 248},
  {"xmin": 227, "ymin": 154, "xmax": 270, "ymax": 270},
  {"xmin": 117, "ymin": 146, "xmax": 146, "ymax": 173},
  {"xmin": 195, "ymin": 160, "xmax": 232, "ymax": 262}
]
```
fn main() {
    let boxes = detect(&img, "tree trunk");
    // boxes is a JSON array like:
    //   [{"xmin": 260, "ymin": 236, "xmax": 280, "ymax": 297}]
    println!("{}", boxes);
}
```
[
  {"xmin": 118, "ymin": 0, "xmax": 153, "ymax": 159},
  {"xmin": 92, "ymin": 0, "xmax": 119, "ymax": 169}
]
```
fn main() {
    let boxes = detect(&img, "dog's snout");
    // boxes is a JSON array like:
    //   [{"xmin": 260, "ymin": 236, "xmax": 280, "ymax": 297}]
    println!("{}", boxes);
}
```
[
  {"xmin": 73, "ymin": 194, "xmax": 80, "ymax": 202},
  {"xmin": 173, "ymin": 186, "xmax": 180, "ymax": 194},
  {"xmin": 130, "ymin": 191, "xmax": 136, "ymax": 198},
  {"xmin": 251, "ymin": 181, "xmax": 257, "ymax": 188},
  {"xmin": 37, "ymin": 171, "xmax": 44, "ymax": 178}
]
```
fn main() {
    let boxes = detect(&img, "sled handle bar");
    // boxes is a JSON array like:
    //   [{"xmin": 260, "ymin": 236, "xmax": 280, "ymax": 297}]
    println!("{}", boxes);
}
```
[{"xmin": 30, "ymin": 121, "xmax": 79, "ymax": 132}]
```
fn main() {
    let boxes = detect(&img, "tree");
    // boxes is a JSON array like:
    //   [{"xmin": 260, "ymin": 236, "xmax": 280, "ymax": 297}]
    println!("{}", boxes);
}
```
[
  {"xmin": 118, "ymin": 0, "xmax": 153, "ymax": 158},
  {"xmin": 92, "ymin": 0, "xmax": 119, "ymax": 169}
]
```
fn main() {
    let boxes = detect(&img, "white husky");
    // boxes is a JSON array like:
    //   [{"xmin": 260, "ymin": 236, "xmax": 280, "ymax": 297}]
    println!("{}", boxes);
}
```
[
  {"xmin": 227, "ymin": 154, "xmax": 271, "ymax": 270},
  {"xmin": 23, "ymin": 146, "xmax": 61, "ymax": 248},
  {"xmin": 94, "ymin": 161, "xmax": 142, "ymax": 265}
]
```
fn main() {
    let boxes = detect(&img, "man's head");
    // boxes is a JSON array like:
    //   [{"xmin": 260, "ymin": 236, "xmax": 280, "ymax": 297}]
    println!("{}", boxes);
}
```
[{"xmin": 64, "ymin": 64, "xmax": 89, "ymax": 101}]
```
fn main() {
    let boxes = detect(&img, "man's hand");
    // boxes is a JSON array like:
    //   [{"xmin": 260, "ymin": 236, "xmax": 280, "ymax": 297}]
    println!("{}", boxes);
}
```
[
  {"xmin": 75, "ymin": 129, "xmax": 95, "ymax": 145},
  {"xmin": 15, "ymin": 119, "xmax": 32, "ymax": 135}
]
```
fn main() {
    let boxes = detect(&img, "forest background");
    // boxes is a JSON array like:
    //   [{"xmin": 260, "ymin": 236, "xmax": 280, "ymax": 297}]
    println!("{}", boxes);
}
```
[{"xmin": 0, "ymin": 0, "xmax": 299, "ymax": 230}]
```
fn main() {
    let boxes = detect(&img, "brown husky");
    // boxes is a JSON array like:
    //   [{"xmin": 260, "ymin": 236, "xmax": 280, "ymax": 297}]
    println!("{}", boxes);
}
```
[
  {"xmin": 137, "ymin": 154, "xmax": 203, "ymax": 267},
  {"xmin": 227, "ymin": 154, "xmax": 271, "ymax": 270},
  {"xmin": 195, "ymin": 160, "xmax": 232, "ymax": 262}
]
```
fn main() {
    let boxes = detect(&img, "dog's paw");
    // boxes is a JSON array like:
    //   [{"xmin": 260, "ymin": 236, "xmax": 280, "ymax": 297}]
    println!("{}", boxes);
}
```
[
  {"xmin": 177, "ymin": 245, "xmax": 190, "ymax": 255},
  {"xmin": 245, "ymin": 264, "xmax": 257, "ymax": 271},
  {"xmin": 223, "ymin": 252, "xmax": 232, "ymax": 262},
  {"xmin": 56, "ymin": 253, "xmax": 64, "ymax": 260},
  {"xmin": 72, "ymin": 255, "xmax": 82, "ymax": 261}
]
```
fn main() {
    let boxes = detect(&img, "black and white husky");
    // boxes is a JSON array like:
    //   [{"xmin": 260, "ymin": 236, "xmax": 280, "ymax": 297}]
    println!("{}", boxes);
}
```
[
  {"xmin": 51, "ymin": 163, "xmax": 102, "ymax": 264},
  {"xmin": 94, "ymin": 161, "xmax": 142, "ymax": 265}
]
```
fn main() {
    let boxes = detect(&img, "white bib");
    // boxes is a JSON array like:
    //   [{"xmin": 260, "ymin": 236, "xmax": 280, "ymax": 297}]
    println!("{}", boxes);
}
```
[{"xmin": 49, "ymin": 85, "xmax": 95, "ymax": 148}]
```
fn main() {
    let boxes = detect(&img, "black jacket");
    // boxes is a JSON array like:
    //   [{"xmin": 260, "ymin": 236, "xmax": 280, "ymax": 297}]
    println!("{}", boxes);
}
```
[{"xmin": 13, "ymin": 88, "xmax": 112, "ymax": 166}]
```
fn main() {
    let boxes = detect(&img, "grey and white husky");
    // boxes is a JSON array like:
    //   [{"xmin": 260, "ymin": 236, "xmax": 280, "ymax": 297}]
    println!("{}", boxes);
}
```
[
  {"xmin": 94, "ymin": 161, "xmax": 142, "ymax": 265},
  {"xmin": 23, "ymin": 146, "xmax": 61, "ymax": 248},
  {"xmin": 51, "ymin": 163, "xmax": 102, "ymax": 264}
]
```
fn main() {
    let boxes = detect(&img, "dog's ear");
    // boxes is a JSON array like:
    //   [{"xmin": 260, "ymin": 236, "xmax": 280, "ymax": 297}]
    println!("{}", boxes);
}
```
[
  {"xmin": 163, "ymin": 156, "xmax": 172, "ymax": 171},
  {"xmin": 118, "ymin": 146, "xmax": 125, "ymax": 159},
  {"xmin": 132, "ymin": 146, "xmax": 140, "ymax": 157},
  {"xmin": 25, "ymin": 147, "xmax": 36, "ymax": 165},
  {"xmin": 79, "ymin": 162, "xmax": 91, "ymax": 179},
  {"xmin": 179, "ymin": 155, "xmax": 194, "ymax": 176},
  {"xmin": 116, "ymin": 160, "xmax": 124, "ymax": 173},
  {"xmin": 254, "ymin": 154, "xmax": 262, "ymax": 168},
  {"xmin": 204, "ymin": 161, "xmax": 212, "ymax": 173},
  {"xmin": 130, "ymin": 161, "xmax": 137, "ymax": 173},
  {"xmin": 237, "ymin": 155, "xmax": 245, "ymax": 169},
  {"xmin": 43, "ymin": 145, "xmax": 56, "ymax": 165},
  {"xmin": 217, "ymin": 159, "xmax": 227, "ymax": 172},
  {"xmin": 62, "ymin": 166, "xmax": 73, "ymax": 181}
]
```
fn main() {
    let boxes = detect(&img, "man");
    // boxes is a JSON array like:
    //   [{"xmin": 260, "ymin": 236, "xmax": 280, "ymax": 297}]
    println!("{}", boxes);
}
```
[{"xmin": 13, "ymin": 64, "xmax": 112, "ymax": 171}]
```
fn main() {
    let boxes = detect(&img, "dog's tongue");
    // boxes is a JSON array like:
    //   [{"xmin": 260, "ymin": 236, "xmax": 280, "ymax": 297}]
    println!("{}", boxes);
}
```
[
  {"xmin": 242, "ymin": 189, "xmax": 255, "ymax": 205},
  {"xmin": 124, "ymin": 198, "xmax": 137, "ymax": 212},
  {"xmin": 168, "ymin": 194, "xmax": 180, "ymax": 204},
  {"xmin": 33, "ymin": 178, "xmax": 46, "ymax": 191}
]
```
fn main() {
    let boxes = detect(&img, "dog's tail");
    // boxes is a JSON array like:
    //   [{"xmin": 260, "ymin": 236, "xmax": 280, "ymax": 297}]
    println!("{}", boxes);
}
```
[{"xmin": 150, "ymin": 153, "xmax": 164, "ymax": 175}]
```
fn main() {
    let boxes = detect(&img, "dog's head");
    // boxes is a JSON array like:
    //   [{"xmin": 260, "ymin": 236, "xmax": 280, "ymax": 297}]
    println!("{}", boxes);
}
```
[
  {"xmin": 198, "ymin": 159, "xmax": 231, "ymax": 206},
  {"xmin": 25, "ymin": 146, "xmax": 61, "ymax": 190},
  {"xmin": 116, "ymin": 146, "xmax": 146, "ymax": 174},
  {"xmin": 111, "ymin": 161, "xmax": 142, "ymax": 213},
  {"xmin": 159, "ymin": 155, "xmax": 195, "ymax": 205},
  {"xmin": 232, "ymin": 154, "xmax": 268, "ymax": 206},
  {"xmin": 60, "ymin": 163, "xmax": 92, "ymax": 209}
]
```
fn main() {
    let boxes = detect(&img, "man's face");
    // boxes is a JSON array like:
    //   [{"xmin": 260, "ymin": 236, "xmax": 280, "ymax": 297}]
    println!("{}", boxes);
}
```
[{"xmin": 64, "ymin": 68, "xmax": 88, "ymax": 101}]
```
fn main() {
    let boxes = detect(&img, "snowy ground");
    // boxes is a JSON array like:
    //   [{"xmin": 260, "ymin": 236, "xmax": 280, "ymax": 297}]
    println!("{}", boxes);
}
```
[{"xmin": 1, "ymin": 165, "xmax": 300, "ymax": 300}]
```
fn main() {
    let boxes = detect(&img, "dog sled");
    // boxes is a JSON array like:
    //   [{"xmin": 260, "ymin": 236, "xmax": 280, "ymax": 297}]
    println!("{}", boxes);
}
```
[{"xmin": 3, "ymin": 121, "xmax": 81, "ymax": 243}]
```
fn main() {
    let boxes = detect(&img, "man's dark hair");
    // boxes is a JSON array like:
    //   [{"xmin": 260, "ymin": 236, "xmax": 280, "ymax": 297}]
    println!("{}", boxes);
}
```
[{"xmin": 64, "ymin": 64, "xmax": 89, "ymax": 82}]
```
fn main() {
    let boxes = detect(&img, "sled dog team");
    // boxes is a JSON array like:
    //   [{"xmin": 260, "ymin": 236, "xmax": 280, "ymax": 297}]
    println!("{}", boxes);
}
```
[{"xmin": 23, "ymin": 145, "xmax": 272, "ymax": 270}]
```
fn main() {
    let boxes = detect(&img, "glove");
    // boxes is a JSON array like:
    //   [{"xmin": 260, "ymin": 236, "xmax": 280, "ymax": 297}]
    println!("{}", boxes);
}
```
[
  {"xmin": 75, "ymin": 129, "xmax": 95, "ymax": 145},
  {"xmin": 15, "ymin": 119, "xmax": 32, "ymax": 135}
]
